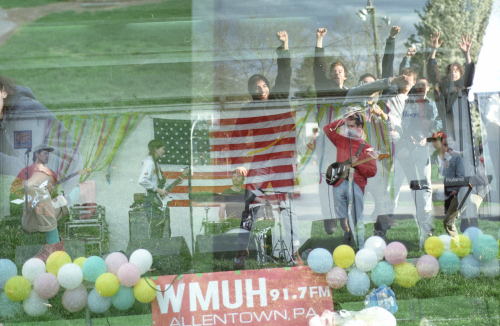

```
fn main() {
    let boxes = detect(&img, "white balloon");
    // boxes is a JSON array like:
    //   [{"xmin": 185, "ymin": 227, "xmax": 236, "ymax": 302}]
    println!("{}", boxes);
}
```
[
  {"xmin": 355, "ymin": 249, "xmax": 378, "ymax": 272},
  {"xmin": 57, "ymin": 263, "xmax": 83, "ymax": 290},
  {"xmin": 23, "ymin": 292, "xmax": 48, "ymax": 317},
  {"xmin": 22, "ymin": 258, "xmax": 46, "ymax": 282},
  {"xmin": 129, "ymin": 249, "xmax": 153, "ymax": 275},
  {"xmin": 363, "ymin": 236, "xmax": 387, "ymax": 261},
  {"xmin": 438, "ymin": 234, "xmax": 452, "ymax": 250}
]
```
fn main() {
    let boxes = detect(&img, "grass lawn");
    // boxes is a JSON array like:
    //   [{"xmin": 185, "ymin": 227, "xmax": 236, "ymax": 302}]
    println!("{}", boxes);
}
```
[
  {"xmin": 0, "ymin": 0, "xmax": 66, "ymax": 9},
  {"xmin": 0, "ymin": 0, "xmax": 193, "ymax": 108}
]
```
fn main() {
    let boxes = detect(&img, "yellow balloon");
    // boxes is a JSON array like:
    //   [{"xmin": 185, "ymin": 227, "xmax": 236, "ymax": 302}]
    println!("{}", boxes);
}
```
[
  {"xmin": 133, "ymin": 278, "xmax": 157, "ymax": 303},
  {"xmin": 333, "ymin": 245, "xmax": 355, "ymax": 269},
  {"xmin": 394, "ymin": 262, "xmax": 420, "ymax": 288},
  {"xmin": 73, "ymin": 257, "xmax": 87, "ymax": 268},
  {"xmin": 46, "ymin": 251, "xmax": 72, "ymax": 275},
  {"xmin": 450, "ymin": 235, "xmax": 472, "ymax": 257},
  {"xmin": 95, "ymin": 273, "xmax": 120, "ymax": 297},
  {"xmin": 424, "ymin": 236, "xmax": 444, "ymax": 257},
  {"xmin": 4, "ymin": 276, "xmax": 32, "ymax": 302}
]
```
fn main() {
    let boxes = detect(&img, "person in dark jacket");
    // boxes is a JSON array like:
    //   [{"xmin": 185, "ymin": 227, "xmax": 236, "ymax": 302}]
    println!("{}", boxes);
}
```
[
  {"xmin": 427, "ymin": 32, "xmax": 475, "ymax": 137},
  {"xmin": 247, "ymin": 31, "xmax": 291, "ymax": 102}
]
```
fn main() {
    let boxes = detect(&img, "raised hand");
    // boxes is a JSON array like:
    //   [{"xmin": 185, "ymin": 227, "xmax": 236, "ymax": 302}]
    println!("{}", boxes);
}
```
[
  {"xmin": 430, "ymin": 31, "xmax": 443, "ymax": 49},
  {"xmin": 389, "ymin": 26, "xmax": 401, "ymax": 38},
  {"xmin": 316, "ymin": 28, "xmax": 327, "ymax": 39},
  {"xmin": 406, "ymin": 46, "xmax": 417, "ymax": 57},
  {"xmin": 277, "ymin": 30, "xmax": 289, "ymax": 50},
  {"xmin": 459, "ymin": 34, "xmax": 472, "ymax": 53}
]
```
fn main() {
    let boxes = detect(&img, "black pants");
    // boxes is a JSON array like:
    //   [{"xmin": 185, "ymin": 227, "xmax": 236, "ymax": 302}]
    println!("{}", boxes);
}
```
[{"xmin": 144, "ymin": 191, "xmax": 171, "ymax": 238}]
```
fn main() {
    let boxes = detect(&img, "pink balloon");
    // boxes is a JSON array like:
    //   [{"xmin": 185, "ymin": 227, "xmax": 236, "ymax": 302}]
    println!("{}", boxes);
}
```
[
  {"xmin": 105, "ymin": 252, "xmax": 129, "ymax": 275},
  {"xmin": 384, "ymin": 241, "xmax": 408, "ymax": 265},
  {"xmin": 117, "ymin": 263, "xmax": 140, "ymax": 287},
  {"xmin": 416, "ymin": 255, "xmax": 440, "ymax": 278},
  {"xmin": 33, "ymin": 273, "xmax": 60, "ymax": 299},
  {"xmin": 326, "ymin": 267, "xmax": 347, "ymax": 289}
]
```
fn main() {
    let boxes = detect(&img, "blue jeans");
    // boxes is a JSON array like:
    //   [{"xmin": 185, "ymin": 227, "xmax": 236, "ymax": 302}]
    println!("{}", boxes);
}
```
[{"xmin": 332, "ymin": 180, "xmax": 365, "ymax": 247}]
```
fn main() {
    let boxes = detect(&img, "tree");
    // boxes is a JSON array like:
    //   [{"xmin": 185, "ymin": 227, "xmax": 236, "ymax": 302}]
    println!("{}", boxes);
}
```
[{"xmin": 406, "ymin": 0, "xmax": 493, "ymax": 73}]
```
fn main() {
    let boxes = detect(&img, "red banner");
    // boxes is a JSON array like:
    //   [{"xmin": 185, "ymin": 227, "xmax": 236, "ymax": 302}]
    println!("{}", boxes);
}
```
[{"xmin": 151, "ymin": 266, "xmax": 333, "ymax": 326}]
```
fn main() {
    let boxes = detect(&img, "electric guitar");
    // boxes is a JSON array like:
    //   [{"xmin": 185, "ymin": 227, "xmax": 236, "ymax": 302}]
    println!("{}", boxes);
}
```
[
  {"xmin": 154, "ymin": 167, "xmax": 189, "ymax": 211},
  {"xmin": 326, "ymin": 154, "xmax": 390, "ymax": 186}
]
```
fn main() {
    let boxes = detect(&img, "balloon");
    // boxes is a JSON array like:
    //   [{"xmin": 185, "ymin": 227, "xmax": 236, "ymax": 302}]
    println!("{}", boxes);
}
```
[
  {"xmin": 307, "ymin": 248, "xmax": 333, "ymax": 273},
  {"xmin": 424, "ymin": 236, "xmax": 445, "ymax": 258},
  {"xmin": 438, "ymin": 234, "xmax": 452, "ymax": 250},
  {"xmin": 133, "ymin": 278, "xmax": 157, "ymax": 303},
  {"xmin": 57, "ymin": 263, "xmax": 83, "ymax": 290},
  {"xmin": 460, "ymin": 255, "xmax": 481, "ymax": 279},
  {"xmin": 0, "ymin": 259, "xmax": 18, "ymax": 290},
  {"xmin": 450, "ymin": 235, "xmax": 472, "ymax": 257},
  {"xmin": 33, "ymin": 273, "xmax": 60, "ymax": 299},
  {"xmin": 22, "ymin": 258, "xmax": 46, "ymax": 282},
  {"xmin": 87, "ymin": 289, "xmax": 112, "ymax": 314},
  {"xmin": 416, "ymin": 255, "xmax": 439, "ymax": 278},
  {"xmin": 129, "ymin": 249, "xmax": 153, "ymax": 275},
  {"xmin": 463, "ymin": 227, "xmax": 483, "ymax": 243},
  {"xmin": 438, "ymin": 251, "xmax": 460, "ymax": 274},
  {"xmin": 480, "ymin": 259, "xmax": 499, "ymax": 277},
  {"xmin": 23, "ymin": 292, "xmax": 48, "ymax": 317},
  {"xmin": 370, "ymin": 261, "xmax": 395, "ymax": 286},
  {"xmin": 82, "ymin": 256, "xmax": 107, "ymax": 282},
  {"xmin": 394, "ymin": 262, "xmax": 420, "ymax": 288},
  {"xmin": 356, "ymin": 306, "xmax": 397, "ymax": 326},
  {"xmin": 326, "ymin": 267, "xmax": 347, "ymax": 289},
  {"xmin": 73, "ymin": 257, "xmax": 87, "ymax": 268},
  {"xmin": 472, "ymin": 234, "xmax": 498, "ymax": 262},
  {"xmin": 384, "ymin": 242, "xmax": 407, "ymax": 265},
  {"xmin": 112, "ymin": 286, "xmax": 136, "ymax": 311},
  {"xmin": 333, "ymin": 245, "xmax": 355, "ymax": 269},
  {"xmin": 117, "ymin": 263, "xmax": 141, "ymax": 287},
  {"xmin": 363, "ymin": 236, "xmax": 387, "ymax": 260},
  {"xmin": 46, "ymin": 251, "xmax": 71, "ymax": 275},
  {"xmin": 346, "ymin": 268, "xmax": 370, "ymax": 296},
  {"xmin": 0, "ymin": 292, "xmax": 22, "ymax": 319},
  {"xmin": 62, "ymin": 285, "xmax": 88, "ymax": 312},
  {"xmin": 4, "ymin": 276, "xmax": 31, "ymax": 302},
  {"xmin": 95, "ymin": 272, "xmax": 120, "ymax": 297},
  {"xmin": 354, "ymin": 248, "xmax": 378, "ymax": 272},
  {"xmin": 105, "ymin": 252, "xmax": 128, "ymax": 275}
]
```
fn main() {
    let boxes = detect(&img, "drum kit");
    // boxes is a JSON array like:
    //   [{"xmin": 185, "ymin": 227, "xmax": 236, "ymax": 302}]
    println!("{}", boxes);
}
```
[{"xmin": 200, "ymin": 196, "xmax": 295, "ymax": 265}]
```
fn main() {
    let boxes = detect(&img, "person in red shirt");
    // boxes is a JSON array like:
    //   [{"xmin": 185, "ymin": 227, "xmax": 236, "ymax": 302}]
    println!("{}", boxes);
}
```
[{"xmin": 323, "ymin": 112, "xmax": 377, "ymax": 247}]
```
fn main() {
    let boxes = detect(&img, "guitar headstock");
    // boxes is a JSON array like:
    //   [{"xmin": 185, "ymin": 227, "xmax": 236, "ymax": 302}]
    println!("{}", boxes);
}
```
[
  {"xmin": 180, "ymin": 167, "xmax": 190, "ymax": 178},
  {"xmin": 80, "ymin": 168, "xmax": 92, "ymax": 175}
]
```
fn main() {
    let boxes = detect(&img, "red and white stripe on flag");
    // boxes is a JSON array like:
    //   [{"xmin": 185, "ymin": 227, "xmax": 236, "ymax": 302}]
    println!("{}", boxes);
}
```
[{"xmin": 162, "ymin": 107, "xmax": 297, "ymax": 207}]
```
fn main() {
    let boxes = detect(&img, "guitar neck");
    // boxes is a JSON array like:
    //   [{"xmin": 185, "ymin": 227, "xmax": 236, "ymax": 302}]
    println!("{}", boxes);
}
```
[
  {"xmin": 55, "ymin": 171, "xmax": 80, "ymax": 186},
  {"xmin": 351, "ymin": 157, "xmax": 375, "ymax": 168},
  {"xmin": 164, "ymin": 175, "xmax": 185, "ymax": 192}
]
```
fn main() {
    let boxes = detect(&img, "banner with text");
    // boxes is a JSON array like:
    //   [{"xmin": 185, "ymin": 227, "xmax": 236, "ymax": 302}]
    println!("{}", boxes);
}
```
[{"xmin": 151, "ymin": 266, "xmax": 333, "ymax": 326}]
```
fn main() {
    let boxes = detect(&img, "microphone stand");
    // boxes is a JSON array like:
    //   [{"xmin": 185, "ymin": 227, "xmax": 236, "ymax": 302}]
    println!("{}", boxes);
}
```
[{"xmin": 24, "ymin": 147, "xmax": 31, "ymax": 214}]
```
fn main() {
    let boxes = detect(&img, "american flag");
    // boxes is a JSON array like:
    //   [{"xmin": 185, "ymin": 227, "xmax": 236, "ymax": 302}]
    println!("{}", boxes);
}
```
[{"xmin": 153, "ymin": 106, "xmax": 297, "ymax": 207}]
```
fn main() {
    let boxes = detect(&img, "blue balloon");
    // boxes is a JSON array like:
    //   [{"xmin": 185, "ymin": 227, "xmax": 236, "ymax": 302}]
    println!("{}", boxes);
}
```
[
  {"xmin": 87, "ymin": 289, "xmax": 111, "ymax": 314},
  {"xmin": 307, "ymin": 248, "xmax": 333, "ymax": 274},
  {"xmin": 112, "ymin": 286, "xmax": 135, "ymax": 311},
  {"xmin": 0, "ymin": 259, "xmax": 17, "ymax": 290},
  {"xmin": 472, "ymin": 234, "xmax": 498, "ymax": 262},
  {"xmin": 347, "ymin": 268, "xmax": 371, "ymax": 296},
  {"xmin": 438, "ymin": 251, "xmax": 460, "ymax": 274},
  {"xmin": 0, "ymin": 292, "xmax": 22, "ymax": 319},
  {"xmin": 82, "ymin": 256, "xmax": 107, "ymax": 282},
  {"xmin": 463, "ymin": 227, "xmax": 483, "ymax": 243},
  {"xmin": 460, "ymin": 255, "xmax": 480, "ymax": 278},
  {"xmin": 371, "ymin": 261, "xmax": 395, "ymax": 286}
]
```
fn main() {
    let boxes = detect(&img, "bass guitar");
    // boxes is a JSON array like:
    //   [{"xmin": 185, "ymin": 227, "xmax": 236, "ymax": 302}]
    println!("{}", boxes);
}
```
[{"xmin": 326, "ymin": 154, "xmax": 389, "ymax": 186}]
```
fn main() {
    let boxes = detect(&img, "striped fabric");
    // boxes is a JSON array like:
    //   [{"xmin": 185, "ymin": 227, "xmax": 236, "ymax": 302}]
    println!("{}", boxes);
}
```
[{"xmin": 154, "ymin": 107, "xmax": 297, "ymax": 207}]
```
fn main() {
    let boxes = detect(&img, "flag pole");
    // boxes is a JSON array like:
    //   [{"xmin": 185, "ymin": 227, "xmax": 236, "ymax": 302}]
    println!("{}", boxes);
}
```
[{"xmin": 189, "ymin": 117, "xmax": 201, "ymax": 255}]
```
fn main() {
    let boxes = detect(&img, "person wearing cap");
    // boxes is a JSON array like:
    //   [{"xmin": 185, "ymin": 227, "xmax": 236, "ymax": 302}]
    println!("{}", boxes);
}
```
[
  {"xmin": 11, "ymin": 144, "xmax": 66, "ymax": 260},
  {"xmin": 431, "ymin": 131, "xmax": 465, "ymax": 237}
]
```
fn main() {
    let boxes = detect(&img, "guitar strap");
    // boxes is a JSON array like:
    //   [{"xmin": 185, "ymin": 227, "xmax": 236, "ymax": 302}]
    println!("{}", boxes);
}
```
[{"xmin": 354, "ymin": 142, "xmax": 366, "ymax": 159}]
